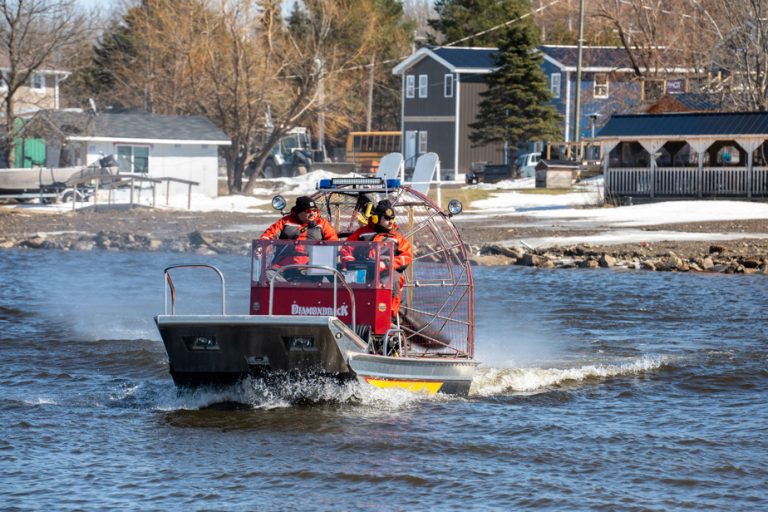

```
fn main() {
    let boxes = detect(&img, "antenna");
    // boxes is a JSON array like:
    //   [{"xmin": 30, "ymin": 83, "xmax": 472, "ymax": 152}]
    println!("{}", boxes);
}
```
[{"xmin": 88, "ymin": 98, "xmax": 97, "ymax": 114}]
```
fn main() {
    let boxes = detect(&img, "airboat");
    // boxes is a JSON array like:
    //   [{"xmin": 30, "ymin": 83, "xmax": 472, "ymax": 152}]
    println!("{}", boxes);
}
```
[{"xmin": 155, "ymin": 174, "xmax": 478, "ymax": 395}]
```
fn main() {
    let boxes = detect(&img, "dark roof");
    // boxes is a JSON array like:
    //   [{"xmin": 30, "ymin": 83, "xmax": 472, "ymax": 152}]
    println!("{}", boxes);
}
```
[
  {"xmin": 431, "ymin": 47, "xmax": 497, "ymax": 70},
  {"xmin": 674, "ymin": 93, "xmax": 722, "ymax": 111},
  {"xmin": 18, "ymin": 110, "xmax": 93, "ymax": 139},
  {"xmin": 540, "ymin": 45, "xmax": 688, "ymax": 71},
  {"xmin": 18, "ymin": 110, "xmax": 229, "ymax": 142},
  {"xmin": 670, "ymin": 93, "xmax": 722, "ymax": 111},
  {"xmin": 645, "ymin": 93, "xmax": 723, "ymax": 114},
  {"xmin": 598, "ymin": 112, "xmax": 768, "ymax": 137},
  {"xmin": 94, "ymin": 113, "xmax": 229, "ymax": 141}
]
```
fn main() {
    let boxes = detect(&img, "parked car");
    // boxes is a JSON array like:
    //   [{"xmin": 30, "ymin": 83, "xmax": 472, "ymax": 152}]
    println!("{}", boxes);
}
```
[
  {"xmin": 514, "ymin": 152, "xmax": 541, "ymax": 178},
  {"xmin": 465, "ymin": 163, "xmax": 511, "ymax": 184}
]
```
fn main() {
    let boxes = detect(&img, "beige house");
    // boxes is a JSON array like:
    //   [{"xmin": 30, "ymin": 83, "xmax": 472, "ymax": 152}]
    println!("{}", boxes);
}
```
[{"xmin": 0, "ymin": 54, "xmax": 69, "ymax": 115}]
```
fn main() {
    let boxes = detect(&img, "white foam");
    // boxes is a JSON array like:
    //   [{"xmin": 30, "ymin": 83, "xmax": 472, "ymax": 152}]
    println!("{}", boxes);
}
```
[
  {"xmin": 469, "ymin": 355, "xmax": 669, "ymax": 396},
  {"xmin": 23, "ymin": 397, "xmax": 59, "ymax": 406},
  {"xmin": 149, "ymin": 374, "xmax": 431, "ymax": 411}
]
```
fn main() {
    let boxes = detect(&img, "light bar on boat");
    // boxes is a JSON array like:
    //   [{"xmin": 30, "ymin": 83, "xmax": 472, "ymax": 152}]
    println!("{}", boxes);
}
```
[
  {"xmin": 318, "ymin": 177, "xmax": 382, "ymax": 189},
  {"xmin": 317, "ymin": 177, "xmax": 402, "ymax": 189}
]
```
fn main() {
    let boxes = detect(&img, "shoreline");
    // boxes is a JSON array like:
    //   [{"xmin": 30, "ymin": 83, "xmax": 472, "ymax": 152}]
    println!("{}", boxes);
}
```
[{"xmin": 1, "ymin": 207, "xmax": 767, "ymax": 274}]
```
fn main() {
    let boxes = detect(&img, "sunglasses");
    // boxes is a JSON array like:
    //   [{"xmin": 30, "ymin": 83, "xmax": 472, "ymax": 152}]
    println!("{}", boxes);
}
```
[
  {"xmin": 303, "ymin": 208, "xmax": 319, "ymax": 214},
  {"xmin": 382, "ymin": 215, "xmax": 395, "ymax": 221}
]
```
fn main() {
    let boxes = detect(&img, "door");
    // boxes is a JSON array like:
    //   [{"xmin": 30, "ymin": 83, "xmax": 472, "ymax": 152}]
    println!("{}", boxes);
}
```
[{"xmin": 405, "ymin": 130, "xmax": 417, "ymax": 168}]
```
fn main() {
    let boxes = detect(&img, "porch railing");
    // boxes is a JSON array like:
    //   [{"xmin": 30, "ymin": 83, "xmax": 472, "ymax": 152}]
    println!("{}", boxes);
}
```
[{"xmin": 606, "ymin": 166, "xmax": 768, "ymax": 199}]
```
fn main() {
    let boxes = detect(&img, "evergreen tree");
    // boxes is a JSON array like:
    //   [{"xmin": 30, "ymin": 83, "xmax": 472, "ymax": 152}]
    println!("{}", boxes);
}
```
[
  {"xmin": 428, "ymin": 0, "xmax": 522, "ymax": 46},
  {"xmin": 286, "ymin": 1, "xmax": 311, "ymax": 36},
  {"xmin": 469, "ymin": 13, "xmax": 561, "ymax": 148}
]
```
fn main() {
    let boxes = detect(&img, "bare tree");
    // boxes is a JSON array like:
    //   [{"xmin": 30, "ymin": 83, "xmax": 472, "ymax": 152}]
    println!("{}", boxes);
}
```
[
  {"xmin": 697, "ymin": 0, "xmax": 768, "ymax": 110},
  {"xmin": 593, "ymin": 0, "xmax": 701, "ymax": 77},
  {"xmin": 402, "ymin": 0, "xmax": 436, "ymax": 46},
  {"xmin": 0, "ymin": 0, "xmax": 89, "ymax": 166},
  {"xmin": 83, "ymin": 0, "xmax": 405, "ymax": 192},
  {"xmin": 190, "ymin": 0, "xmax": 386, "ymax": 193}
]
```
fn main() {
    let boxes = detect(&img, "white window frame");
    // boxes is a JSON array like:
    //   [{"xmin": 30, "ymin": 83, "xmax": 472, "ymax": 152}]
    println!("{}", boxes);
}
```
[
  {"xmin": 418, "ymin": 131, "xmax": 428, "ymax": 154},
  {"xmin": 444, "ymin": 74, "xmax": 454, "ymax": 98},
  {"xmin": 116, "ymin": 144, "xmax": 150, "ymax": 174},
  {"xmin": 418, "ymin": 74, "xmax": 428, "ymax": 98},
  {"xmin": 406, "ymin": 75, "xmax": 415, "ymax": 98},
  {"xmin": 593, "ymin": 73, "xmax": 609, "ymax": 99},
  {"xmin": 550, "ymin": 73, "xmax": 561, "ymax": 99},
  {"xmin": 31, "ymin": 73, "xmax": 45, "ymax": 93}
]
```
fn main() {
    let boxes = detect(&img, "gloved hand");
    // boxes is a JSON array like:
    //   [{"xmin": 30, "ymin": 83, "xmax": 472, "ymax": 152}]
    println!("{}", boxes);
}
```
[{"xmin": 378, "ymin": 260, "xmax": 387, "ymax": 272}]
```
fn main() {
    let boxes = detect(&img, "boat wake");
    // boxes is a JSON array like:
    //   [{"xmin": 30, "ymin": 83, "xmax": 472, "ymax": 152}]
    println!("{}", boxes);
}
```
[
  {"xmin": 113, "ymin": 374, "xmax": 433, "ymax": 412},
  {"xmin": 469, "ymin": 354, "xmax": 672, "ymax": 396}
]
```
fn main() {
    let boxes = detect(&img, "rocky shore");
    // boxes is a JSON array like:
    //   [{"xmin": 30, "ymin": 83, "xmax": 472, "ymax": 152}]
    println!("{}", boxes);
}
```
[
  {"xmin": 471, "ymin": 242, "xmax": 768, "ymax": 274},
  {"xmin": 1, "ymin": 207, "xmax": 767, "ymax": 274}
]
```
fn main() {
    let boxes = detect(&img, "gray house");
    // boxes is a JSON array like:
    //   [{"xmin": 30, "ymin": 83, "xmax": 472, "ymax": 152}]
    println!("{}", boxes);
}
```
[{"xmin": 393, "ymin": 46, "xmax": 499, "ymax": 181}]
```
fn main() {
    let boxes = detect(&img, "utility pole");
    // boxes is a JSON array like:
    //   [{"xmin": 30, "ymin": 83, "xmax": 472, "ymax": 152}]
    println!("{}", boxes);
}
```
[
  {"xmin": 316, "ymin": 59, "xmax": 325, "ymax": 162},
  {"xmin": 573, "ymin": 0, "xmax": 585, "ymax": 156},
  {"xmin": 366, "ymin": 52, "xmax": 376, "ymax": 132}
]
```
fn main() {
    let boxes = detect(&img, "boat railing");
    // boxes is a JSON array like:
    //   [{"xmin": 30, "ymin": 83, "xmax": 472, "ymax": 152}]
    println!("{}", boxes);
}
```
[
  {"xmin": 267, "ymin": 264, "xmax": 356, "ymax": 331},
  {"xmin": 163, "ymin": 264, "xmax": 226, "ymax": 315}
]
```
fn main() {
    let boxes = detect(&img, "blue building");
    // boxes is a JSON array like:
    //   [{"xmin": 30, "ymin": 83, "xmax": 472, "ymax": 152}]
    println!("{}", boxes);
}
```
[
  {"xmin": 540, "ymin": 45, "xmax": 702, "ymax": 142},
  {"xmin": 393, "ymin": 45, "xmax": 702, "ymax": 181}
]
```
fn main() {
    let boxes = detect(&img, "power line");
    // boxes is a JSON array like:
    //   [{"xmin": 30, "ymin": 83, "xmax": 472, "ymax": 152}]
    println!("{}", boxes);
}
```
[
  {"xmin": 324, "ymin": 0, "xmax": 562, "ymax": 76},
  {"xmin": 445, "ymin": 0, "xmax": 561, "ymax": 47}
]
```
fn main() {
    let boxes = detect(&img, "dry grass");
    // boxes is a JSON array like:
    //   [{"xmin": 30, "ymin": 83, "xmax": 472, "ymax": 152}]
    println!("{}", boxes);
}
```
[
  {"xmin": 427, "ymin": 187, "xmax": 494, "ymax": 210},
  {"xmin": 427, "ymin": 185, "xmax": 575, "ymax": 209}
]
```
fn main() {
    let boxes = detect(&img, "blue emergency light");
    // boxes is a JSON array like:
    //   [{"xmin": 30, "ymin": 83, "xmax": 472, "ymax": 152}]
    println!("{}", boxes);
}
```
[{"xmin": 317, "ymin": 177, "xmax": 401, "ymax": 190}]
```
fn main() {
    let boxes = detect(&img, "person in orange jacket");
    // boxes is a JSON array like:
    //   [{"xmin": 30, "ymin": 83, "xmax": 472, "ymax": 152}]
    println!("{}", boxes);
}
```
[
  {"xmin": 260, "ymin": 196, "xmax": 338, "ymax": 276},
  {"xmin": 340, "ymin": 199, "xmax": 412, "ymax": 318}
]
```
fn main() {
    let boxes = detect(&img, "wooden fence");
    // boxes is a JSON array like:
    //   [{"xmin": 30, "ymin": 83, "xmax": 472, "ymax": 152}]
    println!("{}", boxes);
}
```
[{"xmin": 605, "ymin": 166, "xmax": 768, "ymax": 199}]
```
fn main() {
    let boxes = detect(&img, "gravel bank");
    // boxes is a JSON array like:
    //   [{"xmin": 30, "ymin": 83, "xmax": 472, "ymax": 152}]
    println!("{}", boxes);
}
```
[{"xmin": 2, "ymin": 206, "xmax": 767, "ymax": 274}]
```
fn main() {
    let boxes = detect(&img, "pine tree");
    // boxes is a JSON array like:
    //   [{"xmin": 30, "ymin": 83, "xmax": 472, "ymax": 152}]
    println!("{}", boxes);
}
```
[
  {"xmin": 469, "ymin": 15, "xmax": 561, "ymax": 148},
  {"xmin": 429, "ymin": 0, "xmax": 522, "ymax": 47}
]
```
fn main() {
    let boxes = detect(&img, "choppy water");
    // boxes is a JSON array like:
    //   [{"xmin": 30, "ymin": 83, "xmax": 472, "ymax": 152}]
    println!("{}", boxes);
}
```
[{"xmin": 1, "ymin": 249, "xmax": 767, "ymax": 510}]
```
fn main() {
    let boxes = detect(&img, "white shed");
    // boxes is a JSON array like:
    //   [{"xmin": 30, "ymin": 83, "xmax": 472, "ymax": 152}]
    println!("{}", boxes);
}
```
[
  {"xmin": 68, "ymin": 113, "xmax": 230, "ymax": 198},
  {"xmin": 12, "ymin": 111, "xmax": 230, "ymax": 198}
]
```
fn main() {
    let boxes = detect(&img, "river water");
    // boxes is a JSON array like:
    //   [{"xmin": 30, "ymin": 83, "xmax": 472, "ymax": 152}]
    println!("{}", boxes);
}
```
[{"xmin": 1, "ymin": 249, "xmax": 766, "ymax": 510}]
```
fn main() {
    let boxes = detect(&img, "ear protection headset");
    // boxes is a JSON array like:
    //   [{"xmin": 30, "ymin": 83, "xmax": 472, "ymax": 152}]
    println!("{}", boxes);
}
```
[
  {"xmin": 357, "ymin": 201, "xmax": 374, "ymax": 226},
  {"xmin": 371, "ymin": 206, "xmax": 394, "ymax": 225}
]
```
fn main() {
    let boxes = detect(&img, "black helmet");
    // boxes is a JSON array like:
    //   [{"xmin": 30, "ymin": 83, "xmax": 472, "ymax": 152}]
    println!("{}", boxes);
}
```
[
  {"xmin": 293, "ymin": 196, "xmax": 317, "ymax": 212},
  {"xmin": 373, "ymin": 200, "xmax": 395, "ymax": 219}
]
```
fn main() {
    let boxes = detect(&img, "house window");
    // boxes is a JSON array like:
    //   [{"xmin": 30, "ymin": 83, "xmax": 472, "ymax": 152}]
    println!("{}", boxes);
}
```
[
  {"xmin": 117, "ymin": 145, "xmax": 149, "ymax": 173},
  {"xmin": 643, "ymin": 79, "xmax": 664, "ymax": 101},
  {"xmin": 550, "ymin": 73, "xmax": 561, "ymax": 99},
  {"xmin": 406, "ymin": 75, "xmax": 415, "ymax": 98},
  {"xmin": 31, "ymin": 73, "xmax": 45, "ymax": 92},
  {"xmin": 418, "ymin": 131, "xmax": 428, "ymax": 154},
  {"xmin": 593, "ymin": 73, "xmax": 609, "ymax": 98},
  {"xmin": 418, "ymin": 74, "xmax": 428, "ymax": 98},
  {"xmin": 444, "ymin": 74, "xmax": 454, "ymax": 98}
]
